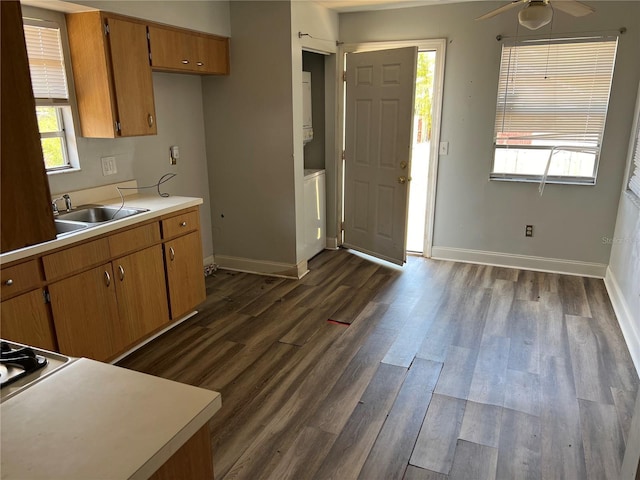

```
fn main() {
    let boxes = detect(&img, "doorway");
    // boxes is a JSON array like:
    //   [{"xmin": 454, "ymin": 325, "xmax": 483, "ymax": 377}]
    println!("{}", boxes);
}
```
[
  {"xmin": 407, "ymin": 51, "xmax": 437, "ymax": 253},
  {"xmin": 338, "ymin": 39, "xmax": 446, "ymax": 262}
]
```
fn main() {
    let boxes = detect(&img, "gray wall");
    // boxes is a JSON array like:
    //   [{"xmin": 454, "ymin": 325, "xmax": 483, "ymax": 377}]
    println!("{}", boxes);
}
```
[
  {"xmin": 340, "ymin": 1, "xmax": 640, "ymax": 265},
  {"xmin": 303, "ymin": 51, "xmax": 326, "ymax": 170},
  {"xmin": 202, "ymin": 1, "xmax": 297, "ymax": 264},
  {"xmin": 24, "ymin": 2, "xmax": 231, "ymax": 262}
]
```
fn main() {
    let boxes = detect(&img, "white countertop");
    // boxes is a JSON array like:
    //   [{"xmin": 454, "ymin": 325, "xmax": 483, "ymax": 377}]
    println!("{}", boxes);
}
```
[
  {"xmin": 0, "ymin": 194, "xmax": 202, "ymax": 266},
  {"xmin": 0, "ymin": 358, "xmax": 221, "ymax": 480}
]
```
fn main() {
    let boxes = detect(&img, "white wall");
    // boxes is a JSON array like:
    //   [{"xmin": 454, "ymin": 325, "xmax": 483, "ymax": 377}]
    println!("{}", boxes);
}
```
[
  {"xmin": 339, "ymin": 1, "xmax": 640, "ymax": 272},
  {"xmin": 22, "ymin": 2, "xmax": 231, "ymax": 262},
  {"xmin": 607, "ymin": 79, "xmax": 640, "ymax": 377}
]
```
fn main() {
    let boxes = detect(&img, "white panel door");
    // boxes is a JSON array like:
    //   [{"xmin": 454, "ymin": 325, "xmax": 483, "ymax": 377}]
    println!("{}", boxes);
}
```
[{"xmin": 343, "ymin": 47, "xmax": 417, "ymax": 265}]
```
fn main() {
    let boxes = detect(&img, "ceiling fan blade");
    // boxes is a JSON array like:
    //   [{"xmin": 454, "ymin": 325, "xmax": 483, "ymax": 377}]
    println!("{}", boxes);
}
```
[
  {"xmin": 552, "ymin": 0, "xmax": 595, "ymax": 17},
  {"xmin": 475, "ymin": 0, "xmax": 527, "ymax": 21}
]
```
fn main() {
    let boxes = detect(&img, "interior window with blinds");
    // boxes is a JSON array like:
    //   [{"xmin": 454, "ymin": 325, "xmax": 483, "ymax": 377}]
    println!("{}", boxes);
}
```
[
  {"xmin": 491, "ymin": 37, "xmax": 618, "ymax": 184},
  {"xmin": 629, "ymin": 115, "xmax": 640, "ymax": 199},
  {"xmin": 23, "ymin": 18, "xmax": 72, "ymax": 171}
]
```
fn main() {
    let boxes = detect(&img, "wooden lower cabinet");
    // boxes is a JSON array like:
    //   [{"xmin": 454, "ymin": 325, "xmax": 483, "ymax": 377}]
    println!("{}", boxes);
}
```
[
  {"xmin": 114, "ymin": 245, "xmax": 169, "ymax": 342},
  {"xmin": 164, "ymin": 231, "xmax": 206, "ymax": 320},
  {"xmin": 49, "ymin": 264, "xmax": 124, "ymax": 361},
  {"xmin": 1, "ymin": 290, "xmax": 56, "ymax": 351},
  {"xmin": 149, "ymin": 424, "xmax": 214, "ymax": 480}
]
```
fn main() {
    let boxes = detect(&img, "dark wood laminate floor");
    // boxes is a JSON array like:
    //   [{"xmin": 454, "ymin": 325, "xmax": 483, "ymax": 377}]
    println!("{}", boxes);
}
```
[{"xmin": 119, "ymin": 249, "xmax": 639, "ymax": 480}]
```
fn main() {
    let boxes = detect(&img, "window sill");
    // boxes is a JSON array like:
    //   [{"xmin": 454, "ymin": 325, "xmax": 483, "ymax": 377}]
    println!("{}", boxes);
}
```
[
  {"xmin": 489, "ymin": 174, "xmax": 596, "ymax": 186},
  {"xmin": 46, "ymin": 166, "xmax": 81, "ymax": 176}
]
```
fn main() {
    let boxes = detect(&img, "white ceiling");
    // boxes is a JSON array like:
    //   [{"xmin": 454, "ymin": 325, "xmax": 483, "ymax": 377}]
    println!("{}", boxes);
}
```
[{"xmin": 316, "ymin": 0, "xmax": 486, "ymax": 13}]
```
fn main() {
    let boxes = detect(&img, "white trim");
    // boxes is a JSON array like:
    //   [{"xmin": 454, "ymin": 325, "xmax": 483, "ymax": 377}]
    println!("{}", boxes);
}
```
[
  {"xmin": 215, "ymin": 254, "xmax": 308, "ymax": 279},
  {"xmin": 431, "ymin": 246, "xmax": 607, "ymax": 278},
  {"xmin": 109, "ymin": 311, "xmax": 198, "ymax": 364},
  {"xmin": 203, "ymin": 255, "xmax": 215, "ymax": 267},
  {"xmin": 326, "ymin": 236, "xmax": 339, "ymax": 249},
  {"xmin": 336, "ymin": 38, "xmax": 447, "ymax": 260},
  {"xmin": 605, "ymin": 267, "xmax": 640, "ymax": 375}
]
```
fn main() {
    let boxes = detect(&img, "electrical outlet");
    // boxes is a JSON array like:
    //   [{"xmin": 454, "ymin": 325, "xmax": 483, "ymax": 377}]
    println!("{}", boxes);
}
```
[
  {"xmin": 439, "ymin": 141, "xmax": 449, "ymax": 155},
  {"xmin": 525, "ymin": 225, "xmax": 533, "ymax": 237},
  {"xmin": 101, "ymin": 156, "xmax": 117, "ymax": 176}
]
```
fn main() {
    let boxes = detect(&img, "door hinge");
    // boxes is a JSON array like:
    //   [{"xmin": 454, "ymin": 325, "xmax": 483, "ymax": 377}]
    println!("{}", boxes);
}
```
[
  {"xmin": 104, "ymin": 23, "xmax": 110, "ymax": 35},
  {"xmin": 43, "ymin": 290, "xmax": 51, "ymax": 304},
  {"xmin": 115, "ymin": 121, "xmax": 121, "ymax": 133},
  {"xmin": 343, "ymin": 70, "xmax": 347, "ymax": 82},
  {"xmin": 341, "ymin": 150, "xmax": 345, "ymax": 161},
  {"xmin": 340, "ymin": 221, "xmax": 345, "ymax": 232}
]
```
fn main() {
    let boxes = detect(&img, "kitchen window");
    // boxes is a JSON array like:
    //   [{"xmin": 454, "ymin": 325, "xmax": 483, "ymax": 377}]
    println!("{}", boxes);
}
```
[
  {"xmin": 23, "ymin": 17, "xmax": 77, "ymax": 172},
  {"xmin": 491, "ymin": 36, "xmax": 618, "ymax": 184}
]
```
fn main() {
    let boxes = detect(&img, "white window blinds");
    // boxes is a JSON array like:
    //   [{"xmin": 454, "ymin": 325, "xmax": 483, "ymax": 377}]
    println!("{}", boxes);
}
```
[
  {"xmin": 23, "ymin": 20, "xmax": 69, "ymax": 103},
  {"xmin": 629, "ymin": 119, "xmax": 640, "ymax": 198},
  {"xmin": 495, "ymin": 37, "xmax": 618, "ymax": 151}
]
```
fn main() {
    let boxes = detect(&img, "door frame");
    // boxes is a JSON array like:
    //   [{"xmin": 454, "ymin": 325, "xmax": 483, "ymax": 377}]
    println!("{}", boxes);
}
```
[{"xmin": 336, "ymin": 39, "xmax": 447, "ymax": 258}]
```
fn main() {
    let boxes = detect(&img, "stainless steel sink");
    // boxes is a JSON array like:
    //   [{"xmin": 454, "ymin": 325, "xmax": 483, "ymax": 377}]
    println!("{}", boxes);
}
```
[
  {"xmin": 57, "ymin": 205, "xmax": 149, "ymax": 224},
  {"xmin": 54, "ymin": 220, "xmax": 88, "ymax": 237}
]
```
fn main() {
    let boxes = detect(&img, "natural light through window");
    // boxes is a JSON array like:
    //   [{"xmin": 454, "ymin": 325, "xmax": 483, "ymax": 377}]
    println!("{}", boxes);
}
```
[
  {"xmin": 491, "ymin": 37, "xmax": 617, "ymax": 184},
  {"xmin": 24, "ymin": 18, "xmax": 75, "ymax": 172}
]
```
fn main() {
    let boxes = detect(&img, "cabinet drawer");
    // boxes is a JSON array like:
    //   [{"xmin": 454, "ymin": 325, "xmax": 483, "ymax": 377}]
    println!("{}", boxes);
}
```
[
  {"xmin": 162, "ymin": 210, "xmax": 199, "ymax": 239},
  {"xmin": 43, "ymin": 238, "xmax": 110, "ymax": 281},
  {"xmin": 109, "ymin": 222, "xmax": 160, "ymax": 258},
  {"xmin": 0, "ymin": 260, "xmax": 41, "ymax": 301}
]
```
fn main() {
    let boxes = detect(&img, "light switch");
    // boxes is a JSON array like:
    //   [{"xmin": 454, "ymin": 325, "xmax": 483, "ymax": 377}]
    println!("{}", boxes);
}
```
[
  {"xmin": 439, "ymin": 142, "xmax": 449, "ymax": 155},
  {"xmin": 101, "ymin": 156, "xmax": 117, "ymax": 176}
]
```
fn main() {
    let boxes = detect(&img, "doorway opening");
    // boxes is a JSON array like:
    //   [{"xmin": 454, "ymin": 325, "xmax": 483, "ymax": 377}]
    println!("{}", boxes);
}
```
[
  {"xmin": 338, "ymin": 39, "xmax": 446, "ymax": 264},
  {"xmin": 406, "ymin": 50, "xmax": 436, "ymax": 253}
]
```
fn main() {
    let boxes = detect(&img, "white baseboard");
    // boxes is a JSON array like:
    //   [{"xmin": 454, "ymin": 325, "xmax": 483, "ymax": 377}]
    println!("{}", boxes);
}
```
[
  {"xmin": 326, "ymin": 237, "xmax": 339, "ymax": 250},
  {"xmin": 605, "ymin": 267, "xmax": 640, "ymax": 376},
  {"xmin": 431, "ymin": 246, "xmax": 607, "ymax": 278},
  {"xmin": 203, "ymin": 255, "xmax": 215, "ymax": 267},
  {"xmin": 215, "ymin": 254, "xmax": 307, "ymax": 279}
]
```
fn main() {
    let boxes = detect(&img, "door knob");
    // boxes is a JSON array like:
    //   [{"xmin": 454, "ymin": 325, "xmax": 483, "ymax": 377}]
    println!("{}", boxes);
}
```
[
  {"xmin": 400, "ymin": 161, "xmax": 408, "ymax": 170},
  {"xmin": 398, "ymin": 176, "xmax": 407, "ymax": 184}
]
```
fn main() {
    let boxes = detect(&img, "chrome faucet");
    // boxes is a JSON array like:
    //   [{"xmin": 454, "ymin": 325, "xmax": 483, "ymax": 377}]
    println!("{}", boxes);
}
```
[{"xmin": 52, "ymin": 194, "xmax": 72, "ymax": 215}]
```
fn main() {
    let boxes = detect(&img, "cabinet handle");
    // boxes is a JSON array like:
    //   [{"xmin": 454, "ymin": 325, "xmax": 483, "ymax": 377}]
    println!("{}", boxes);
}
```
[
  {"xmin": 118, "ymin": 265, "xmax": 125, "ymax": 281},
  {"xmin": 148, "ymin": 114, "xmax": 154, "ymax": 127},
  {"xmin": 169, "ymin": 247, "xmax": 175, "ymax": 261},
  {"xmin": 104, "ymin": 271, "xmax": 111, "ymax": 287},
  {"xmin": 197, "ymin": 61, "xmax": 204, "ymax": 66},
  {"xmin": 181, "ymin": 59, "xmax": 189, "ymax": 64},
  {"xmin": 180, "ymin": 221, "xmax": 187, "ymax": 227},
  {"xmin": 5, "ymin": 279, "xmax": 13, "ymax": 286}
]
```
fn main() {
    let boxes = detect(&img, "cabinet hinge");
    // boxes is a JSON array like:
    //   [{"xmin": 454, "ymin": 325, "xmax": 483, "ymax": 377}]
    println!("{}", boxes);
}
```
[
  {"xmin": 104, "ymin": 23, "xmax": 110, "ymax": 35},
  {"xmin": 115, "ymin": 121, "xmax": 121, "ymax": 133},
  {"xmin": 43, "ymin": 290, "xmax": 51, "ymax": 304}
]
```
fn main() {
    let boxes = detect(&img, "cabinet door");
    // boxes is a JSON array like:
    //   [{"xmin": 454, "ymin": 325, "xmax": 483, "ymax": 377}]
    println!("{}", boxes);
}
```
[
  {"xmin": 1, "ymin": 0, "xmax": 56, "ymax": 252},
  {"xmin": 195, "ymin": 35, "xmax": 229, "ymax": 75},
  {"xmin": 148, "ymin": 25, "xmax": 195, "ymax": 72},
  {"xmin": 49, "ymin": 264, "xmax": 125, "ymax": 361},
  {"xmin": 1, "ymin": 290, "xmax": 56, "ymax": 351},
  {"xmin": 114, "ymin": 245, "xmax": 169, "ymax": 342},
  {"xmin": 106, "ymin": 17, "xmax": 157, "ymax": 136},
  {"xmin": 164, "ymin": 232, "xmax": 205, "ymax": 319}
]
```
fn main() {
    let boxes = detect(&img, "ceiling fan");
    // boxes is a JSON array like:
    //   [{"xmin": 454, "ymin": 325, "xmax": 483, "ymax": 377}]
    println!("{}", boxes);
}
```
[{"xmin": 476, "ymin": 0, "xmax": 595, "ymax": 30}]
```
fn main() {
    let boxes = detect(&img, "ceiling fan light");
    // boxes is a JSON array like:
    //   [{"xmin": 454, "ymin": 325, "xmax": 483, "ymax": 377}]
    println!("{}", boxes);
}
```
[{"xmin": 518, "ymin": 3, "xmax": 553, "ymax": 30}]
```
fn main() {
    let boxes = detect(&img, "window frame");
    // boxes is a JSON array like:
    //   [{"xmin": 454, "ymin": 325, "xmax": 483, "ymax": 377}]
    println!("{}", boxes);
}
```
[
  {"xmin": 490, "ymin": 36, "xmax": 618, "ymax": 186},
  {"xmin": 626, "ymin": 82, "xmax": 640, "ymax": 205},
  {"xmin": 23, "ymin": 13, "xmax": 80, "ymax": 174}
]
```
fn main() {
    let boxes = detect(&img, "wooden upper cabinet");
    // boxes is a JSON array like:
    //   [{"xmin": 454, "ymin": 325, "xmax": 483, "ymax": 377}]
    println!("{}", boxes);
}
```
[
  {"xmin": 66, "ymin": 12, "xmax": 156, "ymax": 138},
  {"xmin": 149, "ymin": 25, "xmax": 229, "ymax": 75},
  {"xmin": 1, "ymin": 0, "xmax": 56, "ymax": 253}
]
